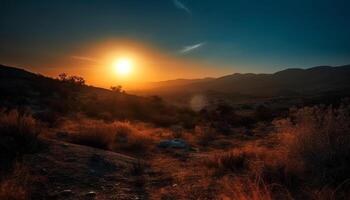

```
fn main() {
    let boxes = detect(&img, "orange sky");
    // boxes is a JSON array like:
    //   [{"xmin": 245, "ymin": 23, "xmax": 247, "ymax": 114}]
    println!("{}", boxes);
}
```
[{"xmin": 8, "ymin": 39, "xmax": 232, "ymax": 90}]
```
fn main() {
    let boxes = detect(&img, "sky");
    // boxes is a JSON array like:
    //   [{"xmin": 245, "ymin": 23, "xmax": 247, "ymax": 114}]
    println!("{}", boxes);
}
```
[{"xmin": 1, "ymin": 0, "xmax": 350, "ymax": 88}]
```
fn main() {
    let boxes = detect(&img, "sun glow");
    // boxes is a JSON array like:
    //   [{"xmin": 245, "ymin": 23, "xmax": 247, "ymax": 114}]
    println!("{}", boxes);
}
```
[{"xmin": 114, "ymin": 58, "xmax": 133, "ymax": 76}]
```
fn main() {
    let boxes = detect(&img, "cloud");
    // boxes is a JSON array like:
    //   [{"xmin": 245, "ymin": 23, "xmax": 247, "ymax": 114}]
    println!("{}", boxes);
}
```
[
  {"xmin": 173, "ymin": 0, "xmax": 191, "ymax": 14},
  {"xmin": 71, "ymin": 56, "xmax": 99, "ymax": 63},
  {"xmin": 180, "ymin": 42, "xmax": 206, "ymax": 54}
]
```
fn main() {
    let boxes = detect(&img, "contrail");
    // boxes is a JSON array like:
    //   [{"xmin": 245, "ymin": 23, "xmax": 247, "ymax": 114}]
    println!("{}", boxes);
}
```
[
  {"xmin": 71, "ymin": 56, "xmax": 99, "ymax": 63},
  {"xmin": 173, "ymin": 0, "xmax": 191, "ymax": 14},
  {"xmin": 180, "ymin": 42, "xmax": 205, "ymax": 54}
]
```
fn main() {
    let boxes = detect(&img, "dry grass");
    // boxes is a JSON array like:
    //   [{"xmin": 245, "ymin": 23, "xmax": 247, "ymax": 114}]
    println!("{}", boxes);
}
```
[
  {"xmin": 275, "ymin": 103, "xmax": 350, "ymax": 185},
  {"xmin": 194, "ymin": 125, "xmax": 217, "ymax": 146},
  {"xmin": 111, "ymin": 121, "xmax": 153, "ymax": 156},
  {"xmin": 70, "ymin": 119, "xmax": 115, "ymax": 149},
  {"xmin": 0, "ymin": 110, "xmax": 45, "ymax": 199},
  {"xmin": 0, "ymin": 110, "xmax": 41, "ymax": 169},
  {"xmin": 203, "ymin": 102, "xmax": 350, "ymax": 199},
  {"xmin": 0, "ymin": 163, "xmax": 36, "ymax": 200},
  {"xmin": 68, "ymin": 119, "xmax": 154, "ymax": 156},
  {"xmin": 220, "ymin": 177, "xmax": 275, "ymax": 200},
  {"xmin": 206, "ymin": 150, "xmax": 250, "ymax": 176}
]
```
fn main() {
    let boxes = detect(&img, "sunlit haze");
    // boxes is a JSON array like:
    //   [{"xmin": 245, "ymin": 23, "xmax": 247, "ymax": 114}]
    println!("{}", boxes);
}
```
[
  {"xmin": 1, "ymin": 1, "xmax": 350, "ymax": 199},
  {"xmin": 114, "ymin": 58, "xmax": 133, "ymax": 76},
  {"xmin": 1, "ymin": 0, "xmax": 350, "ymax": 90}
]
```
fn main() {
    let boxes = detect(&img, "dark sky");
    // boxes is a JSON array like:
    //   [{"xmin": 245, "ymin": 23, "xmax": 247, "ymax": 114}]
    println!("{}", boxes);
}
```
[{"xmin": 1, "ymin": 0, "xmax": 350, "ymax": 74}]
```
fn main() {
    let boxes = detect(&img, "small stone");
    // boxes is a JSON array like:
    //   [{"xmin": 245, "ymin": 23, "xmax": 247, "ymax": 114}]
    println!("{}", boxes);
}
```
[
  {"xmin": 60, "ymin": 189, "xmax": 73, "ymax": 196},
  {"xmin": 85, "ymin": 191, "xmax": 97, "ymax": 197},
  {"xmin": 65, "ymin": 157, "xmax": 76, "ymax": 162},
  {"xmin": 62, "ymin": 143, "xmax": 69, "ymax": 147},
  {"xmin": 56, "ymin": 131, "xmax": 69, "ymax": 138},
  {"xmin": 157, "ymin": 139, "xmax": 189, "ymax": 149}
]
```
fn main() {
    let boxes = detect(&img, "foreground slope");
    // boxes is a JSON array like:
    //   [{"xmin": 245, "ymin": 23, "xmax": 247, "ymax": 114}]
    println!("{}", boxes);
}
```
[{"xmin": 0, "ymin": 64, "xmax": 195, "ymax": 126}]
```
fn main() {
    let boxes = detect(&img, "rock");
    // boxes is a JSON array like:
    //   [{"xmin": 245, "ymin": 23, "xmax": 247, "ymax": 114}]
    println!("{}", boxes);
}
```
[
  {"xmin": 40, "ymin": 168, "xmax": 48, "ymax": 174},
  {"xmin": 85, "ymin": 191, "xmax": 97, "ymax": 198},
  {"xmin": 65, "ymin": 157, "xmax": 76, "ymax": 162},
  {"xmin": 61, "ymin": 143, "xmax": 69, "ymax": 147},
  {"xmin": 56, "ymin": 131, "xmax": 69, "ymax": 138},
  {"xmin": 157, "ymin": 139, "xmax": 189, "ymax": 149},
  {"xmin": 60, "ymin": 189, "xmax": 73, "ymax": 196}
]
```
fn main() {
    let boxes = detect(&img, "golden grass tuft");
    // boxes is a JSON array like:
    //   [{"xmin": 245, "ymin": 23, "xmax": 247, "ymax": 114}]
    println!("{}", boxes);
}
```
[
  {"xmin": 0, "ymin": 110, "xmax": 42, "ymax": 169},
  {"xmin": 68, "ymin": 119, "xmax": 154, "ymax": 156},
  {"xmin": 0, "ymin": 164, "xmax": 33, "ymax": 200},
  {"xmin": 275, "ymin": 103, "xmax": 350, "ymax": 185},
  {"xmin": 220, "ymin": 177, "xmax": 275, "ymax": 200}
]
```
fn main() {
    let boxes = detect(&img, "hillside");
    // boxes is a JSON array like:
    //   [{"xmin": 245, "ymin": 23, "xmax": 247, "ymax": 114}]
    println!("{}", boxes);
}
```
[
  {"xmin": 0, "ymin": 64, "xmax": 195, "ymax": 126},
  {"xmin": 133, "ymin": 65, "xmax": 350, "ymax": 104},
  {"xmin": 1, "ymin": 64, "xmax": 350, "ymax": 200}
]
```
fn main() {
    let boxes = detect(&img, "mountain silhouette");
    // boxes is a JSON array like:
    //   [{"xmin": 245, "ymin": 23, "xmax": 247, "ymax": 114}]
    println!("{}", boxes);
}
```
[{"xmin": 136, "ymin": 65, "xmax": 350, "ymax": 99}]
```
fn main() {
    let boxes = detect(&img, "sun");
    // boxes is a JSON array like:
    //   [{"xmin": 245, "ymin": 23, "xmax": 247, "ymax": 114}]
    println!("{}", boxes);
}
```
[{"xmin": 114, "ymin": 58, "xmax": 133, "ymax": 76}]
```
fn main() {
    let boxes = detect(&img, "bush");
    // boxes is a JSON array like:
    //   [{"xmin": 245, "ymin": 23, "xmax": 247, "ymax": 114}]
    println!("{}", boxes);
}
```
[
  {"xmin": 220, "ymin": 177, "xmax": 274, "ymax": 200},
  {"xmin": 71, "ymin": 120, "xmax": 115, "ymax": 149},
  {"xmin": 275, "ymin": 103, "xmax": 350, "ymax": 186},
  {"xmin": 111, "ymin": 121, "xmax": 153, "ymax": 156},
  {"xmin": 0, "ymin": 164, "xmax": 32, "ymax": 200},
  {"xmin": 206, "ymin": 149, "xmax": 252, "ymax": 176},
  {"xmin": 195, "ymin": 125, "xmax": 217, "ymax": 146},
  {"xmin": 69, "ymin": 120, "xmax": 153, "ymax": 156},
  {"xmin": 0, "ymin": 110, "xmax": 41, "ymax": 169}
]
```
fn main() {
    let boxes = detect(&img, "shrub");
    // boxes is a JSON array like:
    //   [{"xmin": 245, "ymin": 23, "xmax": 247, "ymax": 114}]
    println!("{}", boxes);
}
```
[
  {"xmin": 69, "ymin": 120, "xmax": 153, "ymax": 156},
  {"xmin": 70, "ymin": 120, "xmax": 115, "ymax": 149},
  {"xmin": 0, "ymin": 163, "xmax": 38, "ymax": 200},
  {"xmin": 275, "ymin": 103, "xmax": 350, "ymax": 186},
  {"xmin": 129, "ymin": 159, "xmax": 148, "ymax": 176},
  {"xmin": 0, "ymin": 110, "xmax": 41, "ymax": 169},
  {"xmin": 195, "ymin": 125, "xmax": 217, "ymax": 146},
  {"xmin": 206, "ymin": 149, "xmax": 251, "ymax": 176},
  {"xmin": 111, "ymin": 121, "xmax": 153, "ymax": 156},
  {"xmin": 220, "ymin": 177, "xmax": 275, "ymax": 200}
]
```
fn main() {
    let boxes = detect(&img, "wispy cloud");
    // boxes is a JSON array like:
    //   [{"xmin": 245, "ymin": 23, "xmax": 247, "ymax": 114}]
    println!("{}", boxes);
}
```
[
  {"xmin": 173, "ymin": 0, "xmax": 191, "ymax": 14},
  {"xmin": 71, "ymin": 56, "xmax": 99, "ymax": 63},
  {"xmin": 180, "ymin": 42, "xmax": 206, "ymax": 54}
]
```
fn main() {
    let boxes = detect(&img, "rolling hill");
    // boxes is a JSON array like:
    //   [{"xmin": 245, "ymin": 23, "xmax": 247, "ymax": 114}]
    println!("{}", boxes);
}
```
[
  {"xmin": 132, "ymin": 65, "xmax": 350, "ymax": 104},
  {"xmin": 0, "ymin": 64, "xmax": 195, "ymax": 126}
]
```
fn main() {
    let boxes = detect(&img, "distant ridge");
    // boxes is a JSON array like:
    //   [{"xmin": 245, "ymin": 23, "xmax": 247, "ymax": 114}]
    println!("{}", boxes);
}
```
[
  {"xmin": 133, "ymin": 64, "xmax": 350, "ymax": 99},
  {"xmin": 1, "ymin": 64, "xmax": 350, "ymax": 105}
]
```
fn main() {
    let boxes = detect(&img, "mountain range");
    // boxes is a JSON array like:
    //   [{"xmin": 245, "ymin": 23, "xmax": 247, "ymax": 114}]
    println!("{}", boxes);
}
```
[{"xmin": 132, "ymin": 65, "xmax": 350, "ymax": 103}]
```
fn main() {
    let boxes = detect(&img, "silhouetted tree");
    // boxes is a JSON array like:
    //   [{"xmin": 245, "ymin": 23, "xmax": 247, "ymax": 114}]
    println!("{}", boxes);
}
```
[
  {"xmin": 58, "ymin": 73, "xmax": 68, "ymax": 81},
  {"xmin": 57, "ymin": 73, "xmax": 85, "ymax": 86},
  {"xmin": 68, "ymin": 76, "xmax": 85, "ymax": 85},
  {"xmin": 110, "ymin": 85, "xmax": 123, "ymax": 93}
]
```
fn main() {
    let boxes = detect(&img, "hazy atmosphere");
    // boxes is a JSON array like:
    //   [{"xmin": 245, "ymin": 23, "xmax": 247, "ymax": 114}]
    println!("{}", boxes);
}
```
[
  {"xmin": 1, "ymin": 0, "xmax": 350, "ymax": 88},
  {"xmin": 1, "ymin": 1, "xmax": 350, "ymax": 200}
]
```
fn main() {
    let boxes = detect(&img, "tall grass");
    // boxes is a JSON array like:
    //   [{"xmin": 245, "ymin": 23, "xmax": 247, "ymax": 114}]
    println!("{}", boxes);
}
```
[
  {"xmin": 69, "ymin": 120, "xmax": 153, "ymax": 156},
  {"xmin": 0, "ymin": 164, "xmax": 32, "ymax": 200},
  {"xmin": 0, "ymin": 110, "xmax": 41, "ymax": 169},
  {"xmin": 203, "ymin": 102, "xmax": 350, "ymax": 199},
  {"xmin": 220, "ymin": 177, "xmax": 275, "ymax": 200},
  {"xmin": 205, "ymin": 149, "xmax": 251, "ymax": 176},
  {"xmin": 275, "ymin": 103, "xmax": 350, "ymax": 186},
  {"xmin": 71, "ymin": 119, "xmax": 115, "ymax": 149}
]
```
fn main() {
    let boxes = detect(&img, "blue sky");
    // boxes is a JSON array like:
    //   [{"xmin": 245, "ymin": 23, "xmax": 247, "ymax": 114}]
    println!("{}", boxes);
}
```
[{"xmin": 1, "ymin": 0, "xmax": 350, "ymax": 74}]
